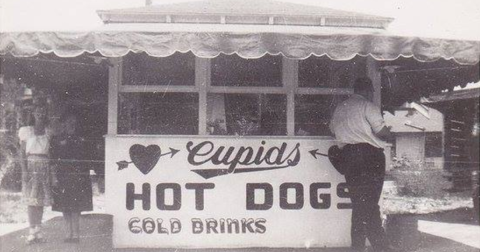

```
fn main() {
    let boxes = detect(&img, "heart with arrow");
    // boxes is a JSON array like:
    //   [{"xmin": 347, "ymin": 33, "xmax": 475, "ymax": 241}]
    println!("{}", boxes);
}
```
[{"xmin": 117, "ymin": 144, "xmax": 180, "ymax": 175}]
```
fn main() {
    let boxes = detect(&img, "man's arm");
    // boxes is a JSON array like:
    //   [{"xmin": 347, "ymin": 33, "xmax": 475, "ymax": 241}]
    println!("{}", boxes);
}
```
[
  {"xmin": 365, "ymin": 102, "xmax": 393, "ymax": 142},
  {"xmin": 375, "ymin": 125, "xmax": 393, "ymax": 141}
]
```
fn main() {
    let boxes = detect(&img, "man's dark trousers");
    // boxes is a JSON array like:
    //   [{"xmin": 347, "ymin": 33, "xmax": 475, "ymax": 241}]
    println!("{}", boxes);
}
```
[{"xmin": 343, "ymin": 143, "xmax": 388, "ymax": 251}]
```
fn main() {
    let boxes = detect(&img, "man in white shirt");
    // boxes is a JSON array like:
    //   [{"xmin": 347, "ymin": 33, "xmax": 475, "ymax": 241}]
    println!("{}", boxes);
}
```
[{"xmin": 330, "ymin": 77, "xmax": 393, "ymax": 252}]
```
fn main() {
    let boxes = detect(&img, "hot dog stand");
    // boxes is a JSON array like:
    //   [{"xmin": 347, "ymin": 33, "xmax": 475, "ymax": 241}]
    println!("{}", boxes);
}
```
[{"xmin": 1, "ymin": 0, "xmax": 479, "ymax": 249}]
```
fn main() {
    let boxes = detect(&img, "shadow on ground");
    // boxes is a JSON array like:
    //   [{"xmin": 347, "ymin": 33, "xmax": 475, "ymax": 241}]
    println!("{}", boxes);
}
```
[
  {"xmin": 387, "ymin": 207, "xmax": 479, "ymax": 252},
  {"xmin": 1, "ymin": 208, "xmax": 478, "ymax": 252}
]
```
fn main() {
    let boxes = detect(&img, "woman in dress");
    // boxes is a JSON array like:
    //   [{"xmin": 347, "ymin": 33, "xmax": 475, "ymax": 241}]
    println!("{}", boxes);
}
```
[
  {"xmin": 18, "ymin": 106, "xmax": 55, "ymax": 244},
  {"xmin": 51, "ymin": 114, "xmax": 93, "ymax": 243}
]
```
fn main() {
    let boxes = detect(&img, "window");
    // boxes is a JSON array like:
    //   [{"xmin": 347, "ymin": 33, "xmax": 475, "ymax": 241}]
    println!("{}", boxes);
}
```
[
  {"xmin": 123, "ymin": 52, "xmax": 195, "ymax": 86},
  {"xmin": 295, "ymin": 55, "xmax": 363, "ymax": 136},
  {"xmin": 114, "ymin": 53, "xmax": 364, "ymax": 136},
  {"xmin": 295, "ymin": 95, "xmax": 348, "ymax": 136},
  {"xmin": 211, "ymin": 54, "xmax": 282, "ymax": 87},
  {"xmin": 208, "ymin": 54, "xmax": 286, "ymax": 135},
  {"xmin": 118, "ymin": 52, "xmax": 198, "ymax": 135},
  {"xmin": 207, "ymin": 94, "xmax": 287, "ymax": 136},
  {"xmin": 118, "ymin": 93, "xmax": 198, "ymax": 135},
  {"xmin": 298, "ymin": 55, "xmax": 361, "ymax": 88},
  {"xmin": 298, "ymin": 56, "xmax": 330, "ymax": 87},
  {"xmin": 425, "ymin": 132, "xmax": 443, "ymax": 157}
]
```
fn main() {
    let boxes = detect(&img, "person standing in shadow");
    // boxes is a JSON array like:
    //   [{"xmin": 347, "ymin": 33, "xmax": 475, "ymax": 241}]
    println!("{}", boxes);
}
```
[{"xmin": 51, "ymin": 113, "xmax": 93, "ymax": 243}]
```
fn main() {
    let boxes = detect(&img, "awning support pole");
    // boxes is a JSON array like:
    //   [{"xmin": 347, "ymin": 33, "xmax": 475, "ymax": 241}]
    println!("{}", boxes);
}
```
[
  {"xmin": 196, "ymin": 57, "xmax": 210, "ymax": 135},
  {"xmin": 367, "ymin": 57, "xmax": 382, "ymax": 107},
  {"xmin": 283, "ymin": 57, "xmax": 298, "ymax": 136},
  {"xmin": 108, "ymin": 57, "xmax": 122, "ymax": 135}
]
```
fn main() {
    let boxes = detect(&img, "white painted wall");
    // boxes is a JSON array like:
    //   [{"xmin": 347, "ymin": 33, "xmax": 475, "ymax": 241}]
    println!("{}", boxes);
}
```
[
  {"xmin": 105, "ymin": 136, "xmax": 352, "ymax": 248},
  {"xmin": 396, "ymin": 133, "xmax": 425, "ymax": 163}
]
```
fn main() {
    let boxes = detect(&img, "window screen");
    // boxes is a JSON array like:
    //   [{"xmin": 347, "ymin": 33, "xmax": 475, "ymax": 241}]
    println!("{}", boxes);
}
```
[
  {"xmin": 118, "ymin": 93, "xmax": 198, "ymax": 135},
  {"xmin": 211, "ymin": 54, "xmax": 282, "ymax": 87},
  {"xmin": 122, "ymin": 52, "xmax": 195, "ymax": 86},
  {"xmin": 295, "ymin": 95, "xmax": 348, "ymax": 136},
  {"xmin": 207, "ymin": 93, "xmax": 287, "ymax": 136},
  {"xmin": 299, "ymin": 55, "xmax": 358, "ymax": 88}
]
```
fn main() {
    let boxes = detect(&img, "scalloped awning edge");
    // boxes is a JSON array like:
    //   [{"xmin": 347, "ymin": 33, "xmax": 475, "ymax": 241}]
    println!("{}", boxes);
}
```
[{"xmin": 1, "ymin": 31, "xmax": 479, "ymax": 65}]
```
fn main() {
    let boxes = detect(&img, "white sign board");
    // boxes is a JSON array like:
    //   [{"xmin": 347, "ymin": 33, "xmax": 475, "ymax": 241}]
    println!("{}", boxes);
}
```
[{"xmin": 105, "ymin": 136, "xmax": 351, "ymax": 248}]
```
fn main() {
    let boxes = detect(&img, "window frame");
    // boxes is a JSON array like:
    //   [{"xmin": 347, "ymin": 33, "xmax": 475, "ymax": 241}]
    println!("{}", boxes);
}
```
[{"xmin": 108, "ymin": 55, "xmax": 356, "ymax": 136}]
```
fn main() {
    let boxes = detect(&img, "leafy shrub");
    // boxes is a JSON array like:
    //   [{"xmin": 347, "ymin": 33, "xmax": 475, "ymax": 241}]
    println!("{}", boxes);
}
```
[
  {"xmin": 0, "ymin": 142, "xmax": 21, "ymax": 191},
  {"xmin": 0, "ymin": 78, "xmax": 25, "ymax": 191},
  {"xmin": 391, "ymin": 155, "xmax": 422, "ymax": 170},
  {"xmin": 390, "ymin": 155, "xmax": 452, "ymax": 198}
]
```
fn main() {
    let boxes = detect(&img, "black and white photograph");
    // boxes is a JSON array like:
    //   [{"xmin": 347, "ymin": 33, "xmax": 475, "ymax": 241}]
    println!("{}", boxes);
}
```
[{"xmin": 0, "ymin": 0, "xmax": 479, "ymax": 251}]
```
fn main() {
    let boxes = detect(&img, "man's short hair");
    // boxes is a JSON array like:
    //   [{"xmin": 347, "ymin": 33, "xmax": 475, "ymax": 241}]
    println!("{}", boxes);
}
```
[{"xmin": 353, "ymin": 77, "xmax": 374, "ymax": 94}]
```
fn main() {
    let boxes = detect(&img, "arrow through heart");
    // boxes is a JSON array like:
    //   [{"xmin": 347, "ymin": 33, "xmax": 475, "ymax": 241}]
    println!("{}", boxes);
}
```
[{"xmin": 117, "ymin": 144, "xmax": 180, "ymax": 175}]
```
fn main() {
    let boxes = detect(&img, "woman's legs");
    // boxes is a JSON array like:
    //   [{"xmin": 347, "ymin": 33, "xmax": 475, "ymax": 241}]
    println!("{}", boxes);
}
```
[
  {"xmin": 27, "ymin": 206, "xmax": 44, "ymax": 227},
  {"xmin": 26, "ymin": 206, "xmax": 37, "ymax": 243},
  {"xmin": 27, "ymin": 206, "xmax": 45, "ymax": 243},
  {"xmin": 63, "ymin": 211, "xmax": 81, "ymax": 242},
  {"xmin": 71, "ymin": 212, "xmax": 81, "ymax": 240},
  {"xmin": 24, "ymin": 156, "xmax": 51, "ymax": 243},
  {"xmin": 35, "ymin": 206, "xmax": 44, "ymax": 226},
  {"xmin": 27, "ymin": 206, "xmax": 36, "ymax": 228},
  {"xmin": 63, "ymin": 211, "xmax": 73, "ymax": 240},
  {"xmin": 33, "ymin": 206, "xmax": 45, "ymax": 241}
]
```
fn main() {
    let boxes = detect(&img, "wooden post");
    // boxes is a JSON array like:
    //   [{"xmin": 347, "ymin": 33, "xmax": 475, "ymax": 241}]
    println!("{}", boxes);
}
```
[
  {"xmin": 367, "ymin": 57, "xmax": 392, "ymax": 168},
  {"xmin": 0, "ymin": 72, "xmax": 5, "ymax": 131},
  {"xmin": 366, "ymin": 57, "xmax": 382, "ymax": 107},
  {"xmin": 107, "ymin": 58, "xmax": 122, "ymax": 135},
  {"xmin": 283, "ymin": 57, "xmax": 298, "ymax": 136},
  {"xmin": 196, "ymin": 57, "xmax": 210, "ymax": 135}
]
